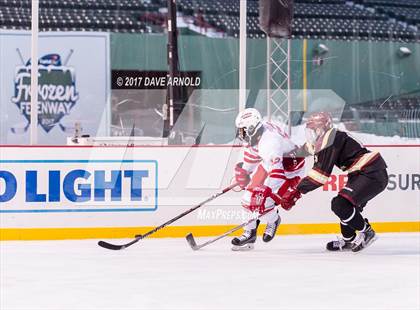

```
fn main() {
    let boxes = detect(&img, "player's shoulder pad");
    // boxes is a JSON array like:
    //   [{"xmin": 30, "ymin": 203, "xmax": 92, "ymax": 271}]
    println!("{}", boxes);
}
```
[
  {"xmin": 338, "ymin": 129, "xmax": 365, "ymax": 147},
  {"xmin": 331, "ymin": 129, "xmax": 349, "ymax": 145},
  {"xmin": 315, "ymin": 128, "xmax": 338, "ymax": 153},
  {"xmin": 335, "ymin": 129, "xmax": 347, "ymax": 138},
  {"xmin": 257, "ymin": 130, "xmax": 286, "ymax": 163}
]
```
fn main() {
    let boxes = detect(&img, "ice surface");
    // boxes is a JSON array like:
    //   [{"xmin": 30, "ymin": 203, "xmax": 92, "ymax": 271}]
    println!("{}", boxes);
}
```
[{"xmin": 1, "ymin": 233, "xmax": 419, "ymax": 310}]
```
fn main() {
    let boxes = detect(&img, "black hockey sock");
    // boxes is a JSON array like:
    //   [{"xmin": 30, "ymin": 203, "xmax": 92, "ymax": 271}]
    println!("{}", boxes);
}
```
[
  {"xmin": 340, "ymin": 222, "xmax": 356, "ymax": 241},
  {"xmin": 344, "ymin": 209, "xmax": 365, "ymax": 231},
  {"xmin": 332, "ymin": 195, "xmax": 366, "ymax": 232}
]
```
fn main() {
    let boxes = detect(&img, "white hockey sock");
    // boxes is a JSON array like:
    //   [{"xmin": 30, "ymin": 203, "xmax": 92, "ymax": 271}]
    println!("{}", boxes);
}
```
[
  {"xmin": 261, "ymin": 208, "xmax": 279, "ymax": 224},
  {"xmin": 244, "ymin": 212, "xmax": 259, "ymax": 231}
]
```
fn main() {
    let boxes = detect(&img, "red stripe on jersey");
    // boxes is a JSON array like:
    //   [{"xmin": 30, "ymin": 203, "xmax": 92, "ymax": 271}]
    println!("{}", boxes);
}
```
[
  {"xmin": 244, "ymin": 152, "xmax": 261, "ymax": 160},
  {"xmin": 269, "ymin": 174, "xmax": 286, "ymax": 179},
  {"xmin": 244, "ymin": 157, "xmax": 261, "ymax": 164},
  {"xmin": 270, "ymin": 169, "xmax": 285, "ymax": 174}
]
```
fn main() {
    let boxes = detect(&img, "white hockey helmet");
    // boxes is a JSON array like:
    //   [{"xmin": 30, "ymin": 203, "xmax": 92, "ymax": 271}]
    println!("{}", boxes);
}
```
[{"xmin": 235, "ymin": 108, "xmax": 263, "ymax": 143}]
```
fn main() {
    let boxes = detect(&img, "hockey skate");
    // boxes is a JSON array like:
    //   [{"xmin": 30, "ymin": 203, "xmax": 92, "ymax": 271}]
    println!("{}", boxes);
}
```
[
  {"xmin": 262, "ymin": 213, "xmax": 281, "ymax": 243},
  {"xmin": 231, "ymin": 220, "xmax": 260, "ymax": 251},
  {"xmin": 326, "ymin": 236, "xmax": 354, "ymax": 251},
  {"xmin": 351, "ymin": 220, "xmax": 377, "ymax": 252}
]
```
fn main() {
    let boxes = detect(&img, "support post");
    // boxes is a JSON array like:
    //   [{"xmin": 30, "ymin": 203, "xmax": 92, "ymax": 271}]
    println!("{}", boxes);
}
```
[
  {"xmin": 30, "ymin": 0, "xmax": 39, "ymax": 145},
  {"xmin": 266, "ymin": 36, "xmax": 271, "ymax": 120},
  {"xmin": 287, "ymin": 39, "xmax": 292, "ymax": 136},
  {"xmin": 164, "ymin": 0, "xmax": 179, "ymax": 138},
  {"xmin": 267, "ymin": 38, "xmax": 290, "ymax": 128},
  {"xmin": 239, "ymin": 0, "xmax": 247, "ymax": 112}
]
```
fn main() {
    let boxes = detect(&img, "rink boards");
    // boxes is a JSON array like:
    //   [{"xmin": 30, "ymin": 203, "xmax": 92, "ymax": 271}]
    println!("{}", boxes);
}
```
[{"xmin": 0, "ymin": 145, "xmax": 419, "ymax": 240}]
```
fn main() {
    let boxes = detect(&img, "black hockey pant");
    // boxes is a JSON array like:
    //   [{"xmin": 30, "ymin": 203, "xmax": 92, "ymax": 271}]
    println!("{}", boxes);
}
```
[{"xmin": 331, "ymin": 169, "xmax": 389, "ymax": 239}]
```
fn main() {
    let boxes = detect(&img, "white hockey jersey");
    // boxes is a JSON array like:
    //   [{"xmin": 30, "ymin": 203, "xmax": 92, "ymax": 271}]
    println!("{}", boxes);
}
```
[{"xmin": 241, "ymin": 122, "xmax": 305, "ymax": 196}]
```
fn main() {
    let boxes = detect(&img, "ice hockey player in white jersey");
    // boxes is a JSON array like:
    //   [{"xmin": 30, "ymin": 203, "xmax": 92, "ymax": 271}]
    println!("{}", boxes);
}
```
[{"xmin": 232, "ymin": 108, "xmax": 305, "ymax": 250}]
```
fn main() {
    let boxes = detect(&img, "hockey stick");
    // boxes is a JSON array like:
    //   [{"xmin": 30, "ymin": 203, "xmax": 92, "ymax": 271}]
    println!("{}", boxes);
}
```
[
  {"xmin": 186, "ymin": 211, "xmax": 267, "ymax": 251},
  {"xmin": 98, "ymin": 183, "xmax": 238, "ymax": 250}
]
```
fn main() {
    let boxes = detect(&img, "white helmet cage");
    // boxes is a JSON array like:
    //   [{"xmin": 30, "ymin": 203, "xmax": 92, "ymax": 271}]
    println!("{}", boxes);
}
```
[{"xmin": 235, "ymin": 108, "xmax": 263, "ymax": 143}]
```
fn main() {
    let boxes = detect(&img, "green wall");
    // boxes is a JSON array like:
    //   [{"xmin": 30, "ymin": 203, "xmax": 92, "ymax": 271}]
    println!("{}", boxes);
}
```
[
  {"xmin": 111, "ymin": 33, "xmax": 420, "ymax": 106},
  {"xmin": 304, "ymin": 40, "xmax": 420, "ymax": 105}
]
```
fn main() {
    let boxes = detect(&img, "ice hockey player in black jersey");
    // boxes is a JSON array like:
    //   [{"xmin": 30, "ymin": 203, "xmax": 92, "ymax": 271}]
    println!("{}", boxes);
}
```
[{"xmin": 281, "ymin": 112, "xmax": 388, "ymax": 252}]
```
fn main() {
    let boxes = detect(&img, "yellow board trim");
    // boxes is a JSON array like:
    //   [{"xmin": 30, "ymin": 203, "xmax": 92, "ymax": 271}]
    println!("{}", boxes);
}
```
[{"xmin": 1, "ymin": 222, "xmax": 419, "ymax": 241}]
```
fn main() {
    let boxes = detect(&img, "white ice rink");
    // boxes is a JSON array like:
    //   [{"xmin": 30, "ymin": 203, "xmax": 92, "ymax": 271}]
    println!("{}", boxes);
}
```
[{"xmin": 1, "ymin": 233, "xmax": 419, "ymax": 310}]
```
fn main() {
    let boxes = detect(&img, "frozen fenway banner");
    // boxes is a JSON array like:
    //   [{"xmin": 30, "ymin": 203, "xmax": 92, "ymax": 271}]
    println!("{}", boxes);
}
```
[
  {"xmin": 0, "ymin": 145, "xmax": 419, "ymax": 240},
  {"xmin": 0, "ymin": 31, "xmax": 110, "ymax": 145}
]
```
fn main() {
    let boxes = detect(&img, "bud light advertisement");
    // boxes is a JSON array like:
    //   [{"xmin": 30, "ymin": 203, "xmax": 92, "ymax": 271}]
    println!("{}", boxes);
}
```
[{"xmin": 0, "ymin": 159, "xmax": 158, "ymax": 212}]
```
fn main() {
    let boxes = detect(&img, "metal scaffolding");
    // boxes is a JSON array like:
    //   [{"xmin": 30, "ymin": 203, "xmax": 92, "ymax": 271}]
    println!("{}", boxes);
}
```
[{"xmin": 266, "ymin": 37, "xmax": 291, "ymax": 134}]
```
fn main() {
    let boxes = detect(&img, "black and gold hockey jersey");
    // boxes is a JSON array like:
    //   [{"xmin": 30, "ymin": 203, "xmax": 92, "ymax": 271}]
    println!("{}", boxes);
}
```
[{"xmin": 297, "ymin": 128, "xmax": 387, "ymax": 194}]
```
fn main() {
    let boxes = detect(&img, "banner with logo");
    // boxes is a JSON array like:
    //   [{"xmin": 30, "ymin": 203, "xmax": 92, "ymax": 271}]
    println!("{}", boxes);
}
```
[
  {"xmin": 0, "ymin": 146, "xmax": 418, "ymax": 234},
  {"xmin": 0, "ymin": 31, "xmax": 110, "ymax": 144}
]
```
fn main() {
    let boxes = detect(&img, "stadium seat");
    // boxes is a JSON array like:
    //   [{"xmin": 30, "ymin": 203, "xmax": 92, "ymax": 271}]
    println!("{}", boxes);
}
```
[{"xmin": 0, "ymin": 0, "xmax": 418, "ymax": 40}]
